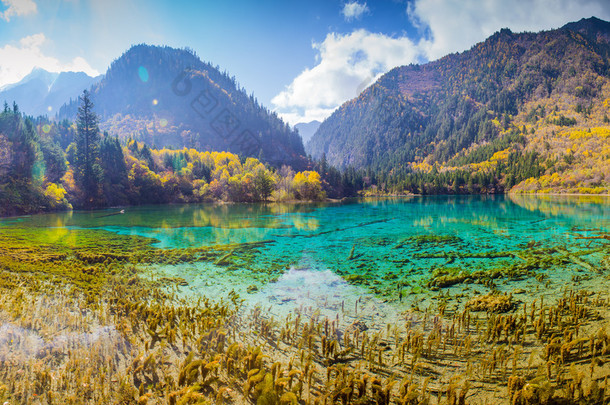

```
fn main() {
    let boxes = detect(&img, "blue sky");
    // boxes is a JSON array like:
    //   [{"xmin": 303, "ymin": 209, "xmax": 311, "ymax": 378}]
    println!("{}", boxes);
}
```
[{"xmin": 2, "ymin": 0, "xmax": 610, "ymax": 125}]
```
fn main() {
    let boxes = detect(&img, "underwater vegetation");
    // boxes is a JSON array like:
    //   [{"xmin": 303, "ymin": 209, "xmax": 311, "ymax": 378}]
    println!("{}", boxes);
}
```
[{"xmin": 0, "ymin": 222, "xmax": 609, "ymax": 404}]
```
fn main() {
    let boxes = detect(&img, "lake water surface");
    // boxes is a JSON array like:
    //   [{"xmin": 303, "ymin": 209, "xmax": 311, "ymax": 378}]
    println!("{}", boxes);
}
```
[{"xmin": 4, "ymin": 194, "xmax": 610, "ymax": 324}]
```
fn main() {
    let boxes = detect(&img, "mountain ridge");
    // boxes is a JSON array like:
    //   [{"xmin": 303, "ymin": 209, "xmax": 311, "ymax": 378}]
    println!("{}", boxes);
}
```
[{"xmin": 0, "ymin": 67, "xmax": 101, "ymax": 117}]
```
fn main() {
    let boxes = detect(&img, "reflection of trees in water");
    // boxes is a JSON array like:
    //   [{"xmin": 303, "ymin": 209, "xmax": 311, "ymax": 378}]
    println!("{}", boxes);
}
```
[{"xmin": 509, "ymin": 194, "xmax": 610, "ymax": 228}]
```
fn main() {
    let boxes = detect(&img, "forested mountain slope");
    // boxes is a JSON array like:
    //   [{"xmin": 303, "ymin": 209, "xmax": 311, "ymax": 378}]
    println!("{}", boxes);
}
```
[
  {"xmin": 308, "ymin": 17, "xmax": 610, "ymax": 194},
  {"xmin": 59, "ymin": 45, "xmax": 306, "ymax": 167}
]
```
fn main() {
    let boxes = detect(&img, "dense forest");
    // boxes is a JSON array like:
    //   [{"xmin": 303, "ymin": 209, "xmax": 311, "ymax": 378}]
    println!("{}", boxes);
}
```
[
  {"xmin": 308, "ymin": 17, "xmax": 610, "ymax": 195},
  {"xmin": 0, "ymin": 95, "xmax": 325, "ymax": 217}
]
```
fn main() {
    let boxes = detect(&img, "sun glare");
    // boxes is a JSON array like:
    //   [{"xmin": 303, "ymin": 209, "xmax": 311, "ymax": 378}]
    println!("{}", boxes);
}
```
[{"xmin": 138, "ymin": 66, "xmax": 149, "ymax": 82}]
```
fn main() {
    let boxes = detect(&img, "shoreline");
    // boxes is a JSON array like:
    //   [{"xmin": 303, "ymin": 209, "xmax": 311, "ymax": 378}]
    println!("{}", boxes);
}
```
[{"xmin": 2, "ymin": 192, "xmax": 610, "ymax": 219}]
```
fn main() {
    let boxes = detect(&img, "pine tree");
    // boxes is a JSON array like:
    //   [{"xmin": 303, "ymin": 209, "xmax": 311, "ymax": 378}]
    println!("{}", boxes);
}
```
[
  {"xmin": 75, "ymin": 90, "xmax": 102, "ymax": 207},
  {"xmin": 253, "ymin": 166, "xmax": 275, "ymax": 202},
  {"xmin": 319, "ymin": 153, "xmax": 328, "ymax": 177}
]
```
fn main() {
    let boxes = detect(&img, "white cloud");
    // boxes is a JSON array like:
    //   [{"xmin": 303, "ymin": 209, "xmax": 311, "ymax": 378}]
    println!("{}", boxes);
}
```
[
  {"xmin": 0, "ymin": 33, "xmax": 100, "ymax": 88},
  {"xmin": 0, "ymin": 0, "xmax": 37, "ymax": 21},
  {"xmin": 342, "ymin": 1, "xmax": 369, "ymax": 21},
  {"xmin": 410, "ymin": 0, "xmax": 610, "ymax": 60},
  {"xmin": 273, "ymin": 30, "xmax": 420, "ymax": 125}
]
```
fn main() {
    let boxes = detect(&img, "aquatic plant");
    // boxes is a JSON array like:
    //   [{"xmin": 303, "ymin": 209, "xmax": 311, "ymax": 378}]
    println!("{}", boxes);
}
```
[{"xmin": 0, "ymin": 221, "xmax": 609, "ymax": 404}]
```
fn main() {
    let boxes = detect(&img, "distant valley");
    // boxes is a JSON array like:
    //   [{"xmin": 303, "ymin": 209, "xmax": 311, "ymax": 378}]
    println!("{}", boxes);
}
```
[{"xmin": 294, "ymin": 120, "xmax": 321, "ymax": 144}]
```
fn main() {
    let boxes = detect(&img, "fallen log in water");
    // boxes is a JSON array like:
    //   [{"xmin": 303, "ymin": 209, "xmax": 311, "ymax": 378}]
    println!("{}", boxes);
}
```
[
  {"xmin": 575, "ymin": 235, "xmax": 610, "ymax": 240},
  {"xmin": 215, "ymin": 249, "xmax": 235, "ymax": 265},
  {"xmin": 95, "ymin": 209, "xmax": 125, "ymax": 218},
  {"xmin": 556, "ymin": 247, "xmax": 599, "ymax": 273},
  {"xmin": 413, "ymin": 251, "xmax": 513, "ymax": 260}
]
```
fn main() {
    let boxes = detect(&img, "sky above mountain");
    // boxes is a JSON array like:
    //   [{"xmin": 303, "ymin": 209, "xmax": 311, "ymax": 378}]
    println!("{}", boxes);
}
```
[{"xmin": 1, "ymin": 0, "xmax": 610, "ymax": 125}]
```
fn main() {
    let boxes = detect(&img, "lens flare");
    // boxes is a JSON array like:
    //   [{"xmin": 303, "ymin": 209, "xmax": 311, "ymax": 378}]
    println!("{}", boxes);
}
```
[
  {"xmin": 42, "ymin": 124, "xmax": 51, "ymax": 133},
  {"xmin": 138, "ymin": 66, "xmax": 149, "ymax": 82},
  {"xmin": 159, "ymin": 118, "xmax": 168, "ymax": 128}
]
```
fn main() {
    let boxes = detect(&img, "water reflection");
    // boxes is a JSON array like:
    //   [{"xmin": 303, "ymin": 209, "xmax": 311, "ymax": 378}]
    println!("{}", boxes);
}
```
[
  {"xmin": 509, "ymin": 194, "xmax": 610, "ymax": 229},
  {"xmin": 249, "ymin": 264, "xmax": 406, "ymax": 326}
]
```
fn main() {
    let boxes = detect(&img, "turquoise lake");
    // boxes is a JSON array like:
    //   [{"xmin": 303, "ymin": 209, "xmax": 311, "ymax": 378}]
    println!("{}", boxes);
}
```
[{"xmin": 3, "ymin": 194, "xmax": 610, "ymax": 323}]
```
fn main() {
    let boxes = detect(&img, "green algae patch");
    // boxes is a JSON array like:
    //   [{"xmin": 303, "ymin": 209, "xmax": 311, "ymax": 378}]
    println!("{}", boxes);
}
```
[
  {"xmin": 344, "ymin": 273, "xmax": 372, "ymax": 284},
  {"xmin": 0, "ymin": 225, "xmax": 281, "ymax": 304},
  {"xmin": 427, "ymin": 267, "xmax": 470, "ymax": 288},
  {"xmin": 394, "ymin": 234, "xmax": 463, "ymax": 249}
]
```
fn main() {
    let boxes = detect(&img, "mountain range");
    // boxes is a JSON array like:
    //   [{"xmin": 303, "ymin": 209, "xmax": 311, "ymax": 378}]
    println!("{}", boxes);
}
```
[
  {"xmin": 0, "ymin": 68, "xmax": 101, "ymax": 117},
  {"xmin": 2, "ymin": 18, "xmax": 610, "ymax": 194},
  {"xmin": 306, "ymin": 17, "xmax": 610, "ymax": 193}
]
